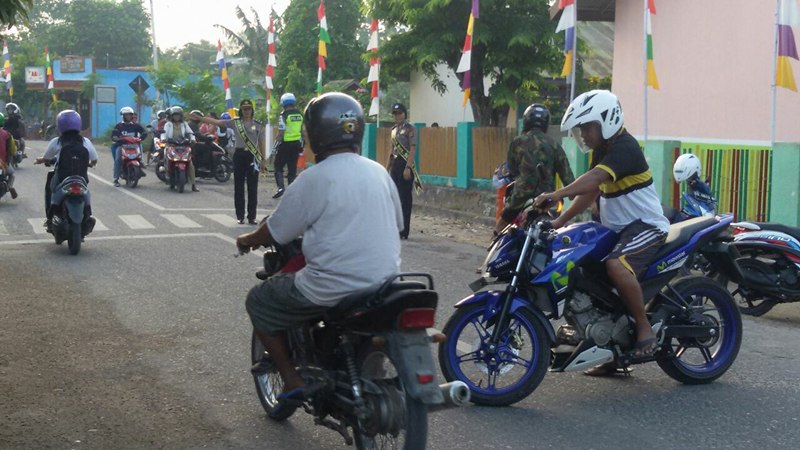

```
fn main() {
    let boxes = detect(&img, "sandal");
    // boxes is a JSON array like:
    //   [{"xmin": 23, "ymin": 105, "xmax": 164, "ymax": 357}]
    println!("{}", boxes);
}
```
[
  {"xmin": 584, "ymin": 362, "xmax": 633, "ymax": 377},
  {"xmin": 633, "ymin": 337, "xmax": 659, "ymax": 358}
]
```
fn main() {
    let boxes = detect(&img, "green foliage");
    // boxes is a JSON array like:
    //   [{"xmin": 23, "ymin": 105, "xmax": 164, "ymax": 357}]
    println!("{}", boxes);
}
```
[
  {"xmin": 162, "ymin": 41, "xmax": 217, "ymax": 74},
  {"xmin": 0, "ymin": 0, "xmax": 33, "ymax": 28},
  {"xmin": 216, "ymin": 6, "xmax": 269, "ymax": 81},
  {"xmin": 373, "ymin": 0, "xmax": 563, "ymax": 126},
  {"xmin": 173, "ymin": 72, "xmax": 225, "ymax": 115},
  {"xmin": 48, "ymin": 99, "xmax": 70, "ymax": 113},
  {"xmin": 80, "ymin": 73, "xmax": 103, "ymax": 100},
  {"xmin": 148, "ymin": 58, "xmax": 187, "ymax": 108}
]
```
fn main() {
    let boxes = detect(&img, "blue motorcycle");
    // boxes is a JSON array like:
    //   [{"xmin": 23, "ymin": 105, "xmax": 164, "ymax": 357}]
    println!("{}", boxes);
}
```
[
  {"xmin": 439, "ymin": 212, "xmax": 743, "ymax": 406},
  {"xmin": 663, "ymin": 176, "xmax": 717, "ymax": 224},
  {"xmin": 49, "ymin": 175, "xmax": 95, "ymax": 255}
]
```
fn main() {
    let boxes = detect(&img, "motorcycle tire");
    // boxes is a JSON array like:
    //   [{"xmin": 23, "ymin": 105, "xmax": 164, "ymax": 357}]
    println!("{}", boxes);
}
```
[
  {"xmin": 721, "ymin": 258, "xmax": 778, "ymax": 316},
  {"xmin": 155, "ymin": 162, "xmax": 167, "ymax": 182},
  {"xmin": 214, "ymin": 161, "xmax": 232, "ymax": 183},
  {"xmin": 439, "ymin": 302, "xmax": 550, "ymax": 406},
  {"xmin": 353, "ymin": 343, "xmax": 427, "ymax": 450},
  {"xmin": 129, "ymin": 166, "xmax": 139, "ymax": 188},
  {"xmin": 67, "ymin": 222, "xmax": 82, "ymax": 255},
  {"xmin": 250, "ymin": 331, "xmax": 297, "ymax": 421},
  {"xmin": 176, "ymin": 169, "xmax": 186, "ymax": 194},
  {"xmin": 656, "ymin": 276, "xmax": 742, "ymax": 384}
]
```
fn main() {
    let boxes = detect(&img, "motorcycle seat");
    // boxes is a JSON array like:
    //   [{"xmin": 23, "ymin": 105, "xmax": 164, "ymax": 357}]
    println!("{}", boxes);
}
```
[
  {"xmin": 752, "ymin": 222, "xmax": 800, "ymax": 242},
  {"xmin": 324, "ymin": 280, "xmax": 434, "ymax": 326},
  {"xmin": 652, "ymin": 216, "xmax": 718, "ymax": 260}
]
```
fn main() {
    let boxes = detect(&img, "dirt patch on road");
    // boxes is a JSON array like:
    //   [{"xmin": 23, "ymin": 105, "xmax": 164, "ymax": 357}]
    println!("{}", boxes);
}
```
[{"xmin": 408, "ymin": 212, "xmax": 491, "ymax": 249}]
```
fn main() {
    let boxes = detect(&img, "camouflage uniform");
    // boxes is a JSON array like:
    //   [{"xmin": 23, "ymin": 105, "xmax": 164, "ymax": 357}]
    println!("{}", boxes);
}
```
[{"xmin": 501, "ymin": 129, "xmax": 575, "ymax": 222}]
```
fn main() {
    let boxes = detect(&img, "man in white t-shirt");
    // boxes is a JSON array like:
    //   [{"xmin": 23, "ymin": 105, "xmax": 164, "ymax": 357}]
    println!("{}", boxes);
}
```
[{"xmin": 236, "ymin": 92, "xmax": 403, "ymax": 404}]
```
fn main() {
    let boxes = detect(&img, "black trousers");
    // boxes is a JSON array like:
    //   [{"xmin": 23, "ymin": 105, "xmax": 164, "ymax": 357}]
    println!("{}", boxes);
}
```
[
  {"xmin": 389, "ymin": 156, "xmax": 413, "ymax": 238},
  {"xmin": 274, "ymin": 141, "xmax": 302, "ymax": 189},
  {"xmin": 233, "ymin": 149, "xmax": 259, "ymax": 221}
]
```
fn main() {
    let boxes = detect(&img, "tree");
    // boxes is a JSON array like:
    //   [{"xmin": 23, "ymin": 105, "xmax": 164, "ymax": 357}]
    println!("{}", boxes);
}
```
[
  {"xmin": 216, "ymin": 7, "xmax": 270, "ymax": 82},
  {"xmin": 163, "ymin": 41, "xmax": 217, "ymax": 74},
  {"xmin": 174, "ymin": 72, "xmax": 225, "ymax": 114},
  {"xmin": 373, "ymin": 0, "xmax": 563, "ymax": 126},
  {"xmin": 0, "ymin": 0, "xmax": 33, "ymax": 28}
]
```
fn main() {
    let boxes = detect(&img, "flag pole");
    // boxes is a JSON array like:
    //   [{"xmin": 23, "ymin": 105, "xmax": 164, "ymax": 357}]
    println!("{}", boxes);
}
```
[
  {"xmin": 569, "ymin": 1, "xmax": 578, "ymax": 102},
  {"xmin": 642, "ymin": 0, "xmax": 649, "ymax": 144},
  {"xmin": 771, "ymin": 0, "xmax": 780, "ymax": 149}
]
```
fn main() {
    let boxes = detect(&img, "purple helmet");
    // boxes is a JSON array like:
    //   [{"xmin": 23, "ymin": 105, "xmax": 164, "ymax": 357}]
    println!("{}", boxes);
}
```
[
  {"xmin": 220, "ymin": 112, "xmax": 231, "ymax": 120},
  {"xmin": 57, "ymin": 110, "xmax": 82, "ymax": 134}
]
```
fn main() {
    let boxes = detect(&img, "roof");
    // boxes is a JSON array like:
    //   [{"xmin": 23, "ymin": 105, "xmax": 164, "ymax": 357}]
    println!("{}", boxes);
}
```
[{"xmin": 324, "ymin": 79, "xmax": 364, "ymax": 92}]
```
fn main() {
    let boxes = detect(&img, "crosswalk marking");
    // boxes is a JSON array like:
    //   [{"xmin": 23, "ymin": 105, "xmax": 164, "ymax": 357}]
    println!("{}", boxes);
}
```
[
  {"xmin": 119, "ymin": 215, "xmax": 156, "ymax": 230},
  {"xmin": 202, "ymin": 214, "xmax": 240, "ymax": 228},
  {"xmin": 161, "ymin": 214, "xmax": 201, "ymax": 229},
  {"xmin": 27, "ymin": 218, "xmax": 48, "ymax": 235},
  {"xmin": 93, "ymin": 219, "xmax": 109, "ymax": 231}
]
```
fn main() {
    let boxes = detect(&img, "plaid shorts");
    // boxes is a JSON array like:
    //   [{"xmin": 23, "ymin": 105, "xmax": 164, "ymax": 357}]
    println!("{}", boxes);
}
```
[
  {"xmin": 245, "ymin": 273, "xmax": 330, "ymax": 335},
  {"xmin": 606, "ymin": 220, "xmax": 667, "ymax": 278}
]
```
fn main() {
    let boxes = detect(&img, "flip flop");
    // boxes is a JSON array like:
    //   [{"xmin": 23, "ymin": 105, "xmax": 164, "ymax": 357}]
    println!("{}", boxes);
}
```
[
  {"xmin": 584, "ymin": 362, "xmax": 633, "ymax": 377},
  {"xmin": 633, "ymin": 337, "xmax": 659, "ymax": 358}
]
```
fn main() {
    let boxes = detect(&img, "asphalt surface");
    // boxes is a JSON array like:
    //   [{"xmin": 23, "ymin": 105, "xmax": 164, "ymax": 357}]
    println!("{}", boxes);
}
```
[{"xmin": 1, "ymin": 140, "xmax": 800, "ymax": 449}]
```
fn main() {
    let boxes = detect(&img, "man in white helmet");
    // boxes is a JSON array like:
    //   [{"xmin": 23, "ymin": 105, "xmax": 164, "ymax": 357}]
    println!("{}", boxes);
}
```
[
  {"xmin": 535, "ymin": 90, "xmax": 669, "ymax": 375},
  {"xmin": 111, "ymin": 106, "xmax": 147, "ymax": 186}
]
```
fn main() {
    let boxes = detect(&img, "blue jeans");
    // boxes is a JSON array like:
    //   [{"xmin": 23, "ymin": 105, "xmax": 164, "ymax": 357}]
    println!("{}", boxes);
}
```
[{"xmin": 111, "ymin": 144, "xmax": 121, "ymax": 180}]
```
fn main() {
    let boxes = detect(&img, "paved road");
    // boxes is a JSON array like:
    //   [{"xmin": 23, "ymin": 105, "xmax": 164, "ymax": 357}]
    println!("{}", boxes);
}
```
[{"xmin": 1, "ymin": 140, "xmax": 800, "ymax": 449}]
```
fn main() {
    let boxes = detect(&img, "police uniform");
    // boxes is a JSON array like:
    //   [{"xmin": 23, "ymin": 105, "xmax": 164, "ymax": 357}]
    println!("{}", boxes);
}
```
[
  {"xmin": 275, "ymin": 107, "xmax": 304, "ymax": 190},
  {"xmin": 502, "ymin": 129, "xmax": 575, "ymax": 222},
  {"xmin": 390, "ymin": 118, "xmax": 415, "ymax": 239}
]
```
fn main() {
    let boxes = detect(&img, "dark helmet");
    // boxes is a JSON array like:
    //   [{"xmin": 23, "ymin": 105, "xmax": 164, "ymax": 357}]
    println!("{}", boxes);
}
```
[
  {"xmin": 57, "ymin": 110, "xmax": 82, "ymax": 134},
  {"xmin": 522, "ymin": 103, "xmax": 550, "ymax": 133},
  {"xmin": 304, "ymin": 92, "xmax": 364, "ymax": 159}
]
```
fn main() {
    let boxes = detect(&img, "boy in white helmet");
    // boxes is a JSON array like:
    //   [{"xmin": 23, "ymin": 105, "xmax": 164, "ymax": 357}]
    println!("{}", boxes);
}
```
[{"xmin": 535, "ymin": 90, "xmax": 669, "ymax": 375}]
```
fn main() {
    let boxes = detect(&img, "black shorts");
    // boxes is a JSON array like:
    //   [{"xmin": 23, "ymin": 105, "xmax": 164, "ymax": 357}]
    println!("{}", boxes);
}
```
[{"xmin": 606, "ymin": 220, "xmax": 667, "ymax": 279}]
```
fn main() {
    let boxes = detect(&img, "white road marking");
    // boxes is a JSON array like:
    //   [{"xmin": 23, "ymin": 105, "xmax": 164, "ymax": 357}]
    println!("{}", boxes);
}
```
[
  {"xmin": 161, "ymin": 214, "xmax": 202, "ymax": 229},
  {"xmin": 119, "ymin": 215, "xmax": 156, "ymax": 230},
  {"xmin": 93, "ymin": 218, "xmax": 108, "ymax": 231},
  {"xmin": 88, "ymin": 172, "xmax": 166, "ymax": 211},
  {"xmin": 202, "ymin": 214, "xmax": 241, "ymax": 228},
  {"xmin": 27, "ymin": 218, "xmax": 48, "ymax": 235}
]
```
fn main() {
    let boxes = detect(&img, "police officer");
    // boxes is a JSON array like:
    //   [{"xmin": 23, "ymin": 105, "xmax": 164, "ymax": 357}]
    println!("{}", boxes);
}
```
[
  {"xmin": 387, "ymin": 103, "xmax": 416, "ymax": 239},
  {"xmin": 273, "ymin": 93, "xmax": 304, "ymax": 199},
  {"xmin": 494, "ymin": 103, "xmax": 575, "ymax": 234}
]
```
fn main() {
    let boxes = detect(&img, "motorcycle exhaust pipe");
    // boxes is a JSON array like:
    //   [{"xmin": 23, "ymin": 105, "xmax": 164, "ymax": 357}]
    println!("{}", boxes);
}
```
[{"xmin": 429, "ymin": 381, "xmax": 470, "ymax": 412}]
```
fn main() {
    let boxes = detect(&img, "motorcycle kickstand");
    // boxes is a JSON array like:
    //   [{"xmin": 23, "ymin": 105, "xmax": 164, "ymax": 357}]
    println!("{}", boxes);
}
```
[{"xmin": 314, "ymin": 417, "xmax": 354, "ymax": 446}]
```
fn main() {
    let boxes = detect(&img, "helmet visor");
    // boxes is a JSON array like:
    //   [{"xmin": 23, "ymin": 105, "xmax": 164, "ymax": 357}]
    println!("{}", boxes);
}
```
[{"xmin": 570, "ymin": 128, "xmax": 592, "ymax": 154}]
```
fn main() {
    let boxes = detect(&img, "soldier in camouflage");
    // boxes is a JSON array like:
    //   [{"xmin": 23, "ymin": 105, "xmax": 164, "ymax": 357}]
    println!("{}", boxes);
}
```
[{"xmin": 494, "ymin": 103, "xmax": 575, "ymax": 234}]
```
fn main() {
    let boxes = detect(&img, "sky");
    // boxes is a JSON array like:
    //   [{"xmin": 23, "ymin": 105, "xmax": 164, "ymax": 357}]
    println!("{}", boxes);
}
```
[{"xmin": 149, "ymin": 0, "xmax": 291, "ymax": 50}]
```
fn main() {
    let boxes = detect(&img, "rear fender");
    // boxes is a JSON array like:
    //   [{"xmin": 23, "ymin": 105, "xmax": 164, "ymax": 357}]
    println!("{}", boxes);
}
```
[
  {"xmin": 386, "ymin": 330, "xmax": 445, "ymax": 405},
  {"xmin": 454, "ymin": 291, "xmax": 555, "ymax": 344},
  {"xmin": 701, "ymin": 240, "xmax": 745, "ymax": 283},
  {"xmin": 65, "ymin": 198, "xmax": 85, "ymax": 224}
]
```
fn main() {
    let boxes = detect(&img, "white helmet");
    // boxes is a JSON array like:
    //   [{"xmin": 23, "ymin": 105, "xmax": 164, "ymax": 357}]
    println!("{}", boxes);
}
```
[
  {"xmin": 673, "ymin": 153, "xmax": 702, "ymax": 183},
  {"xmin": 120, "ymin": 106, "xmax": 135, "ymax": 115},
  {"xmin": 561, "ymin": 90, "xmax": 624, "ymax": 150},
  {"xmin": 280, "ymin": 92, "xmax": 296, "ymax": 107}
]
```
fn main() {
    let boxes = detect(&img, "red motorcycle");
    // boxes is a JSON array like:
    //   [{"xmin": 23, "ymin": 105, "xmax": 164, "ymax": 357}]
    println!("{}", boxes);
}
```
[
  {"xmin": 165, "ymin": 138, "xmax": 192, "ymax": 193},
  {"xmin": 118, "ymin": 136, "xmax": 144, "ymax": 188}
]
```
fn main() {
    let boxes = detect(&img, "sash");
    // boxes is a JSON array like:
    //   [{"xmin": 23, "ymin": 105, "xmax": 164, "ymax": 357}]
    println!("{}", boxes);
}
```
[
  {"xmin": 391, "ymin": 133, "xmax": 423, "ymax": 194},
  {"xmin": 234, "ymin": 119, "xmax": 261, "ymax": 164}
]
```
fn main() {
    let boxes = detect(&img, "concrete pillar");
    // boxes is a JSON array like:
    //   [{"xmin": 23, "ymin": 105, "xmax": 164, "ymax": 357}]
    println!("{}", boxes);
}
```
[
  {"xmin": 362, "ymin": 122, "xmax": 377, "ymax": 160},
  {"xmin": 456, "ymin": 122, "xmax": 475, "ymax": 188},
  {"xmin": 643, "ymin": 140, "xmax": 681, "ymax": 206},
  {"xmin": 413, "ymin": 122, "xmax": 424, "ymax": 168},
  {"xmin": 769, "ymin": 142, "xmax": 800, "ymax": 226}
]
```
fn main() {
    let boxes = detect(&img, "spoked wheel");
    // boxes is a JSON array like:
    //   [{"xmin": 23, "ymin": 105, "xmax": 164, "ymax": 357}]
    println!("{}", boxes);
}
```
[
  {"xmin": 214, "ymin": 161, "xmax": 232, "ymax": 182},
  {"xmin": 250, "ymin": 331, "xmax": 296, "ymax": 421},
  {"xmin": 720, "ymin": 257, "xmax": 778, "ymax": 316},
  {"xmin": 438, "ymin": 303, "xmax": 550, "ymax": 406},
  {"xmin": 155, "ymin": 161, "xmax": 167, "ymax": 182},
  {"xmin": 67, "ymin": 222, "xmax": 82, "ymax": 255},
  {"xmin": 353, "ymin": 343, "xmax": 427, "ymax": 450},
  {"xmin": 656, "ymin": 277, "xmax": 742, "ymax": 384}
]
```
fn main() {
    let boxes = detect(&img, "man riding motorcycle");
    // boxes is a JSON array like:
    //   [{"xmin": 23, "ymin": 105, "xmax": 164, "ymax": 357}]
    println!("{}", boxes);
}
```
[
  {"xmin": 534, "ymin": 90, "xmax": 670, "ymax": 376},
  {"xmin": 147, "ymin": 109, "xmax": 167, "ymax": 165},
  {"xmin": 3, "ymin": 103, "xmax": 26, "ymax": 164},
  {"xmin": 0, "ymin": 113, "xmax": 18, "ymax": 199},
  {"xmin": 111, "ymin": 106, "xmax": 147, "ymax": 187},
  {"xmin": 160, "ymin": 106, "xmax": 199, "ymax": 192},
  {"xmin": 236, "ymin": 92, "xmax": 404, "ymax": 413}
]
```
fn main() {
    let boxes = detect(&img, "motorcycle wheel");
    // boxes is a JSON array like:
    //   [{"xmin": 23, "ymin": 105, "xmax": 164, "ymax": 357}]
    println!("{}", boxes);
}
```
[
  {"xmin": 719, "ymin": 258, "xmax": 778, "ymax": 316},
  {"xmin": 438, "ymin": 302, "xmax": 550, "ymax": 406},
  {"xmin": 656, "ymin": 276, "xmax": 742, "ymax": 384},
  {"xmin": 176, "ymin": 169, "xmax": 186, "ymax": 193},
  {"xmin": 67, "ymin": 222, "xmax": 81, "ymax": 255},
  {"xmin": 353, "ymin": 343, "xmax": 427, "ymax": 450},
  {"xmin": 250, "ymin": 331, "xmax": 297, "ymax": 421},
  {"xmin": 155, "ymin": 162, "xmax": 167, "ymax": 182},
  {"xmin": 214, "ymin": 161, "xmax": 232, "ymax": 182},
  {"xmin": 129, "ymin": 166, "xmax": 139, "ymax": 188}
]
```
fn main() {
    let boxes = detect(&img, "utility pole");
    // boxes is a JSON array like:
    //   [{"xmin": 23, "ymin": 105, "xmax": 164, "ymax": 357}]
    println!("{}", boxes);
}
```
[{"xmin": 149, "ymin": 0, "xmax": 160, "ymax": 105}]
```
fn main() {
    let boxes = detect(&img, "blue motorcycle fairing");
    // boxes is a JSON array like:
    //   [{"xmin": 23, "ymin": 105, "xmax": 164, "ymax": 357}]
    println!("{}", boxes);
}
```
[
  {"xmin": 454, "ymin": 290, "xmax": 556, "ymax": 344},
  {"xmin": 486, "ymin": 228, "xmax": 526, "ymax": 277},
  {"xmin": 51, "ymin": 176, "xmax": 91, "ymax": 224},
  {"xmin": 642, "ymin": 213, "xmax": 733, "ymax": 279}
]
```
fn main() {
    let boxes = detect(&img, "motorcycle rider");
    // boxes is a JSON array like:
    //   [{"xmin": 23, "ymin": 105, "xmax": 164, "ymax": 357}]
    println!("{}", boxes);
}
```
[
  {"xmin": 272, "ymin": 92, "xmax": 304, "ymax": 199},
  {"xmin": 236, "ymin": 92, "xmax": 403, "ymax": 412},
  {"xmin": 0, "ymin": 113, "xmax": 18, "ymax": 199},
  {"xmin": 160, "ymin": 106, "xmax": 199, "ymax": 192},
  {"xmin": 534, "ymin": 90, "xmax": 669, "ymax": 375},
  {"xmin": 34, "ymin": 110, "xmax": 98, "ymax": 230},
  {"xmin": 147, "ymin": 109, "xmax": 167, "ymax": 165},
  {"xmin": 3, "ymin": 103, "xmax": 25, "ymax": 161},
  {"xmin": 494, "ymin": 103, "xmax": 574, "ymax": 235},
  {"xmin": 111, "ymin": 106, "xmax": 147, "ymax": 187},
  {"xmin": 216, "ymin": 112, "xmax": 234, "ymax": 150}
]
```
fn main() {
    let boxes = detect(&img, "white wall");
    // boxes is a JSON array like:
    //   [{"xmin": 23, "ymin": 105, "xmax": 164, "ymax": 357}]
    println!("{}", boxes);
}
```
[{"xmin": 409, "ymin": 65, "xmax": 475, "ymax": 126}]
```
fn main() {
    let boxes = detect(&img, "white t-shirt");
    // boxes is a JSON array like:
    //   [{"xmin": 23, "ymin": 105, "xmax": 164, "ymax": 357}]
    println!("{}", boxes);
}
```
[
  {"xmin": 267, "ymin": 152, "xmax": 404, "ymax": 306},
  {"xmin": 44, "ymin": 137, "xmax": 100, "ymax": 161}
]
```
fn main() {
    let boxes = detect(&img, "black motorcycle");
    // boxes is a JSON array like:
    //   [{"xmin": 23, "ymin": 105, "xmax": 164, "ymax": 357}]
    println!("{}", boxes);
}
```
[
  {"xmin": 12, "ymin": 137, "xmax": 26, "ymax": 168},
  {"xmin": 192, "ymin": 136, "xmax": 232, "ymax": 182},
  {"xmin": 248, "ymin": 240, "xmax": 469, "ymax": 449}
]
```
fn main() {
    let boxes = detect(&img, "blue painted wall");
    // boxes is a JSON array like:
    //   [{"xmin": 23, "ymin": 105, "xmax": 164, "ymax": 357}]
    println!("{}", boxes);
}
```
[{"xmin": 93, "ymin": 69, "xmax": 159, "ymax": 138}]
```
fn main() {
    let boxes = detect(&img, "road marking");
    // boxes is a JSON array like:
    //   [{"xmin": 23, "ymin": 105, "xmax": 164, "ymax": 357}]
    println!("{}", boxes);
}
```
[
  {"xmin": 119, "ymin": 215, "xmax": 156, "ymax": 230},
  {"xmin": 93, "ymin": 219, "xmax": 108, "ymax": 231},
  {"xmin": 202, "ymin": 214, "xmax": 240, "ymax": 228},
  {"xmin": 27, "ymin": 218, "xmax": 48, "ymax": 234},
  {"xmin": 0, "ymin": 221, "xmax": 8, "ymax": 236},
  {"xmin": 88, "ymin": 172, "xmax": 166, "ymax": 211},
  {"xmin": 161, "ymin": 214, "xmax": 202, "ymax": 228}
]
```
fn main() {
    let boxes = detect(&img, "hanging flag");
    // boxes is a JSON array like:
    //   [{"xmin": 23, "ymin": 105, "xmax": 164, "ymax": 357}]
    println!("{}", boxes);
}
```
[
  {"xmin": 317, "ymin": 0, "xmax": 330, "ymax": 95},
  {"xmin": 456, "ymin": 4, "xmax": 477, "ymax": 108},
  {"xmin": 556, "ymin": 1, "xmax": 576, "ymax": 78},
  {"xmin": 645, "ymin": 0, "xmax": 659, "ymax": 90},
  {"xmin": 367, "ymin": 18, "xmax": 380, "ymax": 116},
  {"xmin": 2, "ymin": 41, "xmax": 12, "ymax": 98},
  {"xmin": 45, "ymin": 47, "xmax": 56, "ymax": 102},
  {"xmin": 266, "ymin": 12, "xmax": 277, "ymax": 115},
  {"xmin": 217, "ymin": 40, "xmax": 234, "ymax": 115},
  {"xmin": 776, "ymin": 0, "xmax": 800, "ymax": 91}
]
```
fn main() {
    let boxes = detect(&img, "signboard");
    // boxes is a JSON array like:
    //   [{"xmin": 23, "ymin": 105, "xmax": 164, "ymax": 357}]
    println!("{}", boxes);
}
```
[
  {"xmin": 25, "ymin": 66, "xmax": 46, "ymax": 84},
  {"xmin": 60, "ymin": 55, "xmax": 86, "ymax": 73},
  {"xmin": 129, "ymin": 75, "xmax": 150, "ymax": 95}
]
